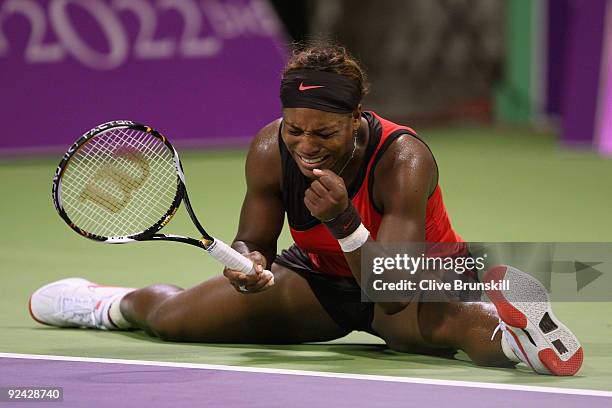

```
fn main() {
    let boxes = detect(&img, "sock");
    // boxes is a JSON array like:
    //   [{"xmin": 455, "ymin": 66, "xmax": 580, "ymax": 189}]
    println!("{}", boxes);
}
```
[
  {"xmin": 102, "ymin": 292, "xmax": 134, "ymax": 330},
  {"xmin": 500, "ymin": 331, "xmax": 521, "ymax": 363}
]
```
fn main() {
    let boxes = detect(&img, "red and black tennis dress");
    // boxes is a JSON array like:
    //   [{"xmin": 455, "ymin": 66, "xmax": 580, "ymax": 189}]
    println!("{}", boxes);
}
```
[{"xmin": 275, "ymin": 111, "xmax": 463, "ymax": 333}]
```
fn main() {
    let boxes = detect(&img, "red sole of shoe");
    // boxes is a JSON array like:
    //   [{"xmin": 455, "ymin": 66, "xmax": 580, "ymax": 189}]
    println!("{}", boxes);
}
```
[
  {"xmin": 483, "ymin": 265, "xmax": 527, "ymax": 328},
  {"xmin": 483, "ymin": 265, "xmax": 583, "ymax": 376},
  {"xmin": 539, "ymin": 347, "xmax": 584, "ymax": 376}
]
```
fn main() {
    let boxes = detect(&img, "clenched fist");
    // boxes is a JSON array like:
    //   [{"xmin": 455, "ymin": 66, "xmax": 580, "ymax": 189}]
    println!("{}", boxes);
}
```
[{"xmin": 304, "ymin": 168, "xmax": 349, "ymax": 221}]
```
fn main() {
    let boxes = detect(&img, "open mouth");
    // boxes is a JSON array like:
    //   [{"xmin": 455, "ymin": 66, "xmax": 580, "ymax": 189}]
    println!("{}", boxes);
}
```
[{"xmin": 297, "ymin": 154, "xmax": 330, "ymax": 169}]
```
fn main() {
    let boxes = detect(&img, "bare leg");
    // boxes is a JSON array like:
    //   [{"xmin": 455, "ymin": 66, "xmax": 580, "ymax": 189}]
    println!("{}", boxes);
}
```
[
  {"xmin": 372, "ymin": 300, "xmax": 515, "ymax": 367},
  {"xmin": 120, "ymin": 263, "xmax": 350, "ymax": 343}
]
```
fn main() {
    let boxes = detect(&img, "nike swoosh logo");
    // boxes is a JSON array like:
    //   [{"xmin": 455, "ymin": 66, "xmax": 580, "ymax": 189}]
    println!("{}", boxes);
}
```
[{"xmin": 299, "ymin": 82, "xmax": 325, "ymax": 91}]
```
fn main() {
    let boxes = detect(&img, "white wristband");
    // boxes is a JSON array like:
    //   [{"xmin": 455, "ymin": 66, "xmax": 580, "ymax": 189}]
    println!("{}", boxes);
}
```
[{"xmin": 338, "ymin": 223, "xmax": 370, "ymax": 252}]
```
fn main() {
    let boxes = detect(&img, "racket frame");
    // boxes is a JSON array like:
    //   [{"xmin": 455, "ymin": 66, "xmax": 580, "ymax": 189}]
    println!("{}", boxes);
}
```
[
  {"xmin": 52, "ymin": 120, "xmax": 264, "ymax": 278},
  {"xmin": 52, "ymin": 120, "xmax": 212, "ymax": 247}
]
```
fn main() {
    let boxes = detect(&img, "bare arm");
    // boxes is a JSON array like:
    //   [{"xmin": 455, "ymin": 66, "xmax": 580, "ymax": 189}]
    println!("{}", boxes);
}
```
[
  {"xmin": 372, "ymin": 134, "xmax": 436, "ymax": 244},
  {"xmin": 224, "ymin": 119, "xmax": 285, "ymax": 292},
  {"xmin": 306, "ymin": 135, "xmax": 437, "ymax": 312}
]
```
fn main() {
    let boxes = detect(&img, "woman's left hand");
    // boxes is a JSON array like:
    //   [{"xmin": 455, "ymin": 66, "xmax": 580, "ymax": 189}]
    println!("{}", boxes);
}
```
[{"xmin": 304, "ymin": 168, "xmax": 349, "ymax": 221}]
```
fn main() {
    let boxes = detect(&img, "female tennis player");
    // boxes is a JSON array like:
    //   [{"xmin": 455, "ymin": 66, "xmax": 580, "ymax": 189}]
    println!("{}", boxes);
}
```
[{"xmin": 29, "ymin": 43, "xmax": 582, "ymax": 376}]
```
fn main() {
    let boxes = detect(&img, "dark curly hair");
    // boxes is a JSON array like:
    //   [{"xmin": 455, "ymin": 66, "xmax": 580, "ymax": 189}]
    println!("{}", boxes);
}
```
[{"xmin": 283, "ymin": 41, "xmax": 369, "ymax": 101}]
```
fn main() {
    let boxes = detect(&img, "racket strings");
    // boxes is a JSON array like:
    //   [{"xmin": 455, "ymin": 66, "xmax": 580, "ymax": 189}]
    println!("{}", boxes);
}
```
[
  {"xmin": 60, "ymin": 127, "xmax": 179, "ymax": 237},
  {"xmin": 65, "ymin": 128, "xmax": 175, "ymax": 236},
  {"xmin": 64, "ymin": 129, "xmax": 153, "ymax": 231},
  {"xmin": 71, "ymin": 130, "xmax": 158, "ymax": 231},
  {"xmin": 73, "ymin": 131, "xmax": 152, "ymax": 208}
]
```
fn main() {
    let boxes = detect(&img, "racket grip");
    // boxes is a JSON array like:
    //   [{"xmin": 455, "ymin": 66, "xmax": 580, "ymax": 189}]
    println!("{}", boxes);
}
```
[{"xmin": 206, "ymin": 238, "xmax": 257, "ymax": 275}]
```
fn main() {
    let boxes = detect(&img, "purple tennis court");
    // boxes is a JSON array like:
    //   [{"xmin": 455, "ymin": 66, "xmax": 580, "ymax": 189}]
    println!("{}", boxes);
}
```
[{"xmin": 1, "ymin": 355, "xmax": 610, "ymax": 408}]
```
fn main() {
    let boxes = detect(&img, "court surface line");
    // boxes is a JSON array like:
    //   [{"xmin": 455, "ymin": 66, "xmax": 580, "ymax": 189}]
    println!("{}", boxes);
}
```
[{"xmin": 1, "ymin": 352, "xmax": 610, "ymax": 398}]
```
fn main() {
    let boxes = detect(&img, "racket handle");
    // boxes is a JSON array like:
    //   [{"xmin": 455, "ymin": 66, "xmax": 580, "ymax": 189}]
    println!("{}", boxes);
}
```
[{"xmin": 207, "ymin": 238, "xmax": 271, "ymax": 277}]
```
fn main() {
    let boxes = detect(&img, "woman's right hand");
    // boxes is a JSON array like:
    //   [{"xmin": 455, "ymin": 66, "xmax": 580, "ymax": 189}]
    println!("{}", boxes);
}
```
[{"xmin": 223, "ymin": 251, "xmax": 275, "ymax": 294}]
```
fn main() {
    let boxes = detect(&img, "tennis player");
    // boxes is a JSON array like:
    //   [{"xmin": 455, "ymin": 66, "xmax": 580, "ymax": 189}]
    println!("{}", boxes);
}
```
[{"xmin": 29, "ymin": 43, "xmax": 582, "ymax": 376}]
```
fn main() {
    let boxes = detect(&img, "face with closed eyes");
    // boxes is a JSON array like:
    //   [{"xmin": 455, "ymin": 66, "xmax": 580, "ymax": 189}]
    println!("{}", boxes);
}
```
[{"xmin": 282, "ymin": 107, "xmax": 361, "ymax": 179}]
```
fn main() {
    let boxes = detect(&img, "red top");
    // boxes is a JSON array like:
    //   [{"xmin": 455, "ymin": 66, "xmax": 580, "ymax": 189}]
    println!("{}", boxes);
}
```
[{"xmin": 286, "ymin": 112, "xmax": 463, "ymax": 277}]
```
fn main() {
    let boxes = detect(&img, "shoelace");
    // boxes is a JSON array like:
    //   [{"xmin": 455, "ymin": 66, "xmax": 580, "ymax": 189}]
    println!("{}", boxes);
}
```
[
  {"xmin": 490, "ymin": 318, "xmax": 507, "ymax": 341},
  {"xmin": 60, "ymin": 297, "xmax": 99, "ymax": 327}
]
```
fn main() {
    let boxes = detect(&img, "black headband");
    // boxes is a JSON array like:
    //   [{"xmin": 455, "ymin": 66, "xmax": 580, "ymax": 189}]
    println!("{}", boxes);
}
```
[{"xmin": 280, "ymin": 69, "xmax": 361, "ymax": 114}]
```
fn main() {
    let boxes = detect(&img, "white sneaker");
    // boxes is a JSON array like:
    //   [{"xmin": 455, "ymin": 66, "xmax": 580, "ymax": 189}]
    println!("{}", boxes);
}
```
[
  {"xmin": 29, "ymin": 278, "xmax": 132, "ymax": 330},
  {"xmin": 484, "ymin": 265, "xmax": 583, "ymax": 376}
]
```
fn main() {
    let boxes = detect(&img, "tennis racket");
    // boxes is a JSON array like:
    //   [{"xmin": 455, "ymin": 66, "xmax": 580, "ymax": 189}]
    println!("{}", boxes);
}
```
[{"xmin": 51, "ymin": 120, "xmax": 272, "ymax": 290}]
